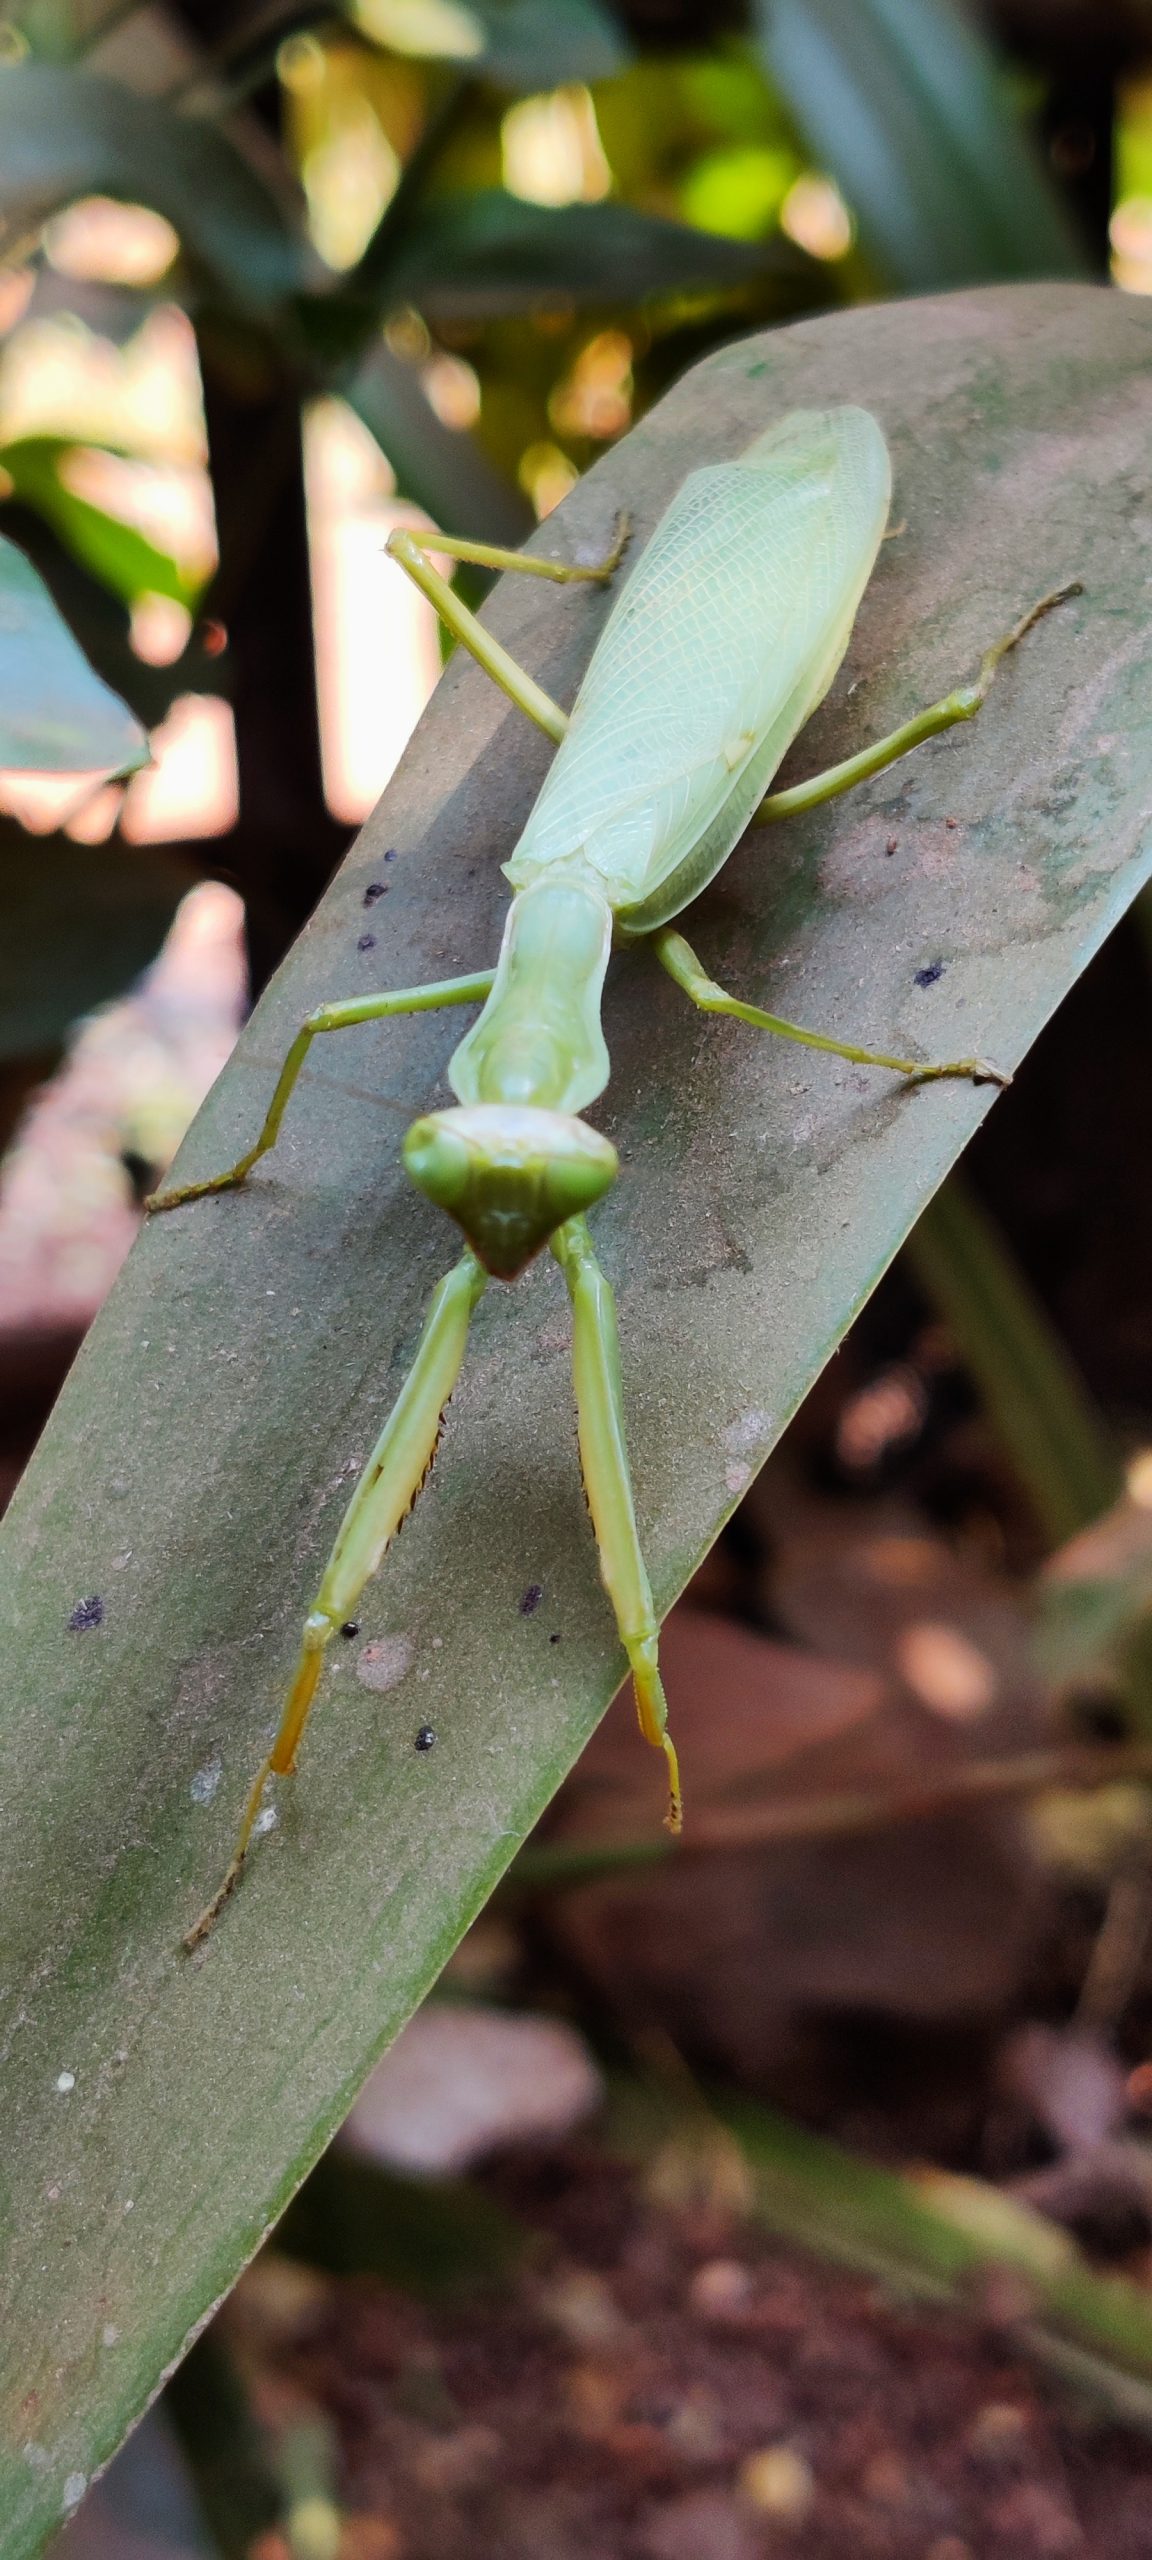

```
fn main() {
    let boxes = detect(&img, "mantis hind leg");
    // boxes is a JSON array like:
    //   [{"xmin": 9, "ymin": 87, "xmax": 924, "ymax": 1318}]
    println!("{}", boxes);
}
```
[
  {"xmin": 755, "ymin": 582, "xmax": 1080, "ymax": 824},
  {"xmin": 552, "ymin": 1215, "xmax": 682, "ymax": 1833},
  {"xmin": 147, "ymin": 973, "xmax": 494, "ymax": 1214},
  {"xmin": 654, "ymin": 927, "xmax": 1009, "ymax": 1089},
  {"xmin": 183, "ymin": 1248, "xmax": 488, "ymax": 1950}
]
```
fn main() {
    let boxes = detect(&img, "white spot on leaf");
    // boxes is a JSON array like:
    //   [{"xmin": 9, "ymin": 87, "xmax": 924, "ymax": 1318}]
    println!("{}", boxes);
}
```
[
  {"xmin": 356, "ymin": 1633, "xmax": 415, "ymax": 1694},
  {"xmin": 190, "ymin": 1754, "xmax": 222, "ymax": 1805}
]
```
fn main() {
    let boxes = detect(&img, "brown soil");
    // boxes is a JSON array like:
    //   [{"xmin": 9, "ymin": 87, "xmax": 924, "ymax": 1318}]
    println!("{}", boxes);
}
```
[{"xmin": 250, "ymin": 2148, "xmax": 1152, "ymax": 2560}]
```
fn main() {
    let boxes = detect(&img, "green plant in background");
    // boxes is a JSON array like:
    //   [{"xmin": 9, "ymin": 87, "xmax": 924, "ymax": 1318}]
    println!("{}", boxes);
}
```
[
  {"xmin": 0, "ymin": 0, "xmax": 1083, "ymax": 1092},
  {"xmin": 3, "ymin": 281, "xmax": 1152, "ymax": 2555}
]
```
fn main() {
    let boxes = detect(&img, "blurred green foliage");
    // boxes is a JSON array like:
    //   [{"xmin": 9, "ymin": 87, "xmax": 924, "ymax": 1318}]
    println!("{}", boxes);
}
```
[{"xmin": 0, "ymin": 0, "xmax": 1090, "ymax": 1091}]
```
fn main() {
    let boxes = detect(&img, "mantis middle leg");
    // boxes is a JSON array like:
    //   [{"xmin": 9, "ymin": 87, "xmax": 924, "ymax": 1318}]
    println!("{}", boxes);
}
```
[
  {"xmin": 552, "ymin": 1214, "xmax": 682, "ymax": 1833},
  {"xmin": 147, "ymin": 973, "xmax": 494, "ymax": 1212},
  {"xmin": 756, "ymin": 583, "xmax": 1080, "ymax": 824},
  {"xmin": 653, "ymin": 927, "xmax": 1008, "ymax": 1087},
  {"xmin": 183, "ymin": 1246, "xmax": 488, "ymax": 1949}
]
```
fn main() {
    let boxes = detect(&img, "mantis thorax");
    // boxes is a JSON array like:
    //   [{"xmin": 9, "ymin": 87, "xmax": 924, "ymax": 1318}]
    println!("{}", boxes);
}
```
[{"xmin": 403, "ymin": 872, "xmax": 618, "ymax": 1278}]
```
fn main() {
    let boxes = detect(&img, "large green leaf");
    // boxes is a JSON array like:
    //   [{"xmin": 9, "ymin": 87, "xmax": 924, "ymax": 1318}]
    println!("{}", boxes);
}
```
[
  {"xmin": 3, "ymin": 283, "xmax": 1152, "ymax": 2553},
  {"xmin": 1, "ymin": 440, "xmax": 193, "ymax": 611},
  {"xmin": 379, "ymin": 187, "xmax": 812, "ymax": 317},
  {"xmin": 0, "ymin": 529, "xmax": 146, "ymax": 772},
  {"xmin": 0, "ymin": 502, "xmax": 223, "ymax": 734},
  {"xmin": 0, "ymin": 64, "xmax": 305, "ymax": 308},
  {"xmin": 755, "ymin": 0, "xmax": 1085, "ymax": 289}
]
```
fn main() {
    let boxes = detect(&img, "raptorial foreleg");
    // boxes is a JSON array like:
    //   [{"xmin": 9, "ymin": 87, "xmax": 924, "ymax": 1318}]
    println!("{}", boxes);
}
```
[{"xmin": 183, "ymin": 1248, "xmax": 488, "ymax": 1948}]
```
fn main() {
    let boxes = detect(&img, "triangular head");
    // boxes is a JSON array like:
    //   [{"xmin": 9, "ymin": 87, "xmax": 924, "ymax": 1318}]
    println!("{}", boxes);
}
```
[{"xmin": 403, "ymin": 1102, "xmax": 618, "ymax": 1280}]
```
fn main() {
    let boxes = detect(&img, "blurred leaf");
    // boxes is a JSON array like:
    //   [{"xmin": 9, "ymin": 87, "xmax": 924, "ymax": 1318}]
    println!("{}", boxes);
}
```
[
  {"xmin": 342, "ymin": 340, "xmax": 531, "ymax": 540},
  {"xmin": 681, "ymin": 142, "xmax": 798, "ymax": 241},
  {"xmin": 381, "ymin": 187, "xmax": 809, "ymax": 316},
  {"xmin": 1040, "ymin": 1493, "xmax": 1152, "ymax": 1734},
  {"xmin": 755, "ymin": 0, "xmax": 1086, "ymax": 289},
  {"xmin": 472, "ymin": 0, "xmax": 630, "ymax": 89},
  {"xmin": 164, "ymin": 2334, "xmax": 278, "ymax": 2560},
  {"xmin": 0, "ymin": 498, "xmax": 224, "ymax": 732},
  {"xmin": 279, "ymin": 2147, "xmax": 525, "ymax": 2290},
  {"xmin": 0, "ymin": 63, "xmax": 307, "ymax": 308},
  {"xmin": 351, "ymin": 0, "xmax": 627, "ymax": 83},
  {"xmin": 908, "ymin": 1172, "xmax": 1122, "ymax": 1547},
  {"xmin": 728, "ymin": 2096, "xmax": 1152, "ymax": 2414},
  {"xmin": 1, "ymin": 439, "xmax": 193, "ymax": 611},
  {"xmin": 5, "ymin": 285, "xmax": 1152, "ymax": 2555},
  {"xmin": 0, "ymin": 825, "xmax": 196, "ymax": 1057},
  {"xmin": 0, "ymin": 530, "xmax": 147, "ymax": 773}
]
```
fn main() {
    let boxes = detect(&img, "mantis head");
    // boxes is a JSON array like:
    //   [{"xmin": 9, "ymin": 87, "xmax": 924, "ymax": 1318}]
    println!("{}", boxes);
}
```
[{"xmin": 403, "ymin": 1102, "xmax": 618, "ymax": 1279}]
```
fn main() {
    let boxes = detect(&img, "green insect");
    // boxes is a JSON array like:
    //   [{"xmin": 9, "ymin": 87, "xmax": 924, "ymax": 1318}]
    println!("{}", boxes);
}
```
[{"xmin": 149, "ymin": 405, "xmax": 1075, "ymax": 1948}]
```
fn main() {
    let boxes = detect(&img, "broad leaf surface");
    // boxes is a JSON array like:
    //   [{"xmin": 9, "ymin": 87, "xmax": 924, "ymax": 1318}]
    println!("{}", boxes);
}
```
[
  {"xmin": 0, "ymin": 529, "xmax": 146, "ymax": 773},
  {"xmin": 4, "ymin": 285, "xmax": 1152, "ymax": 2552}
]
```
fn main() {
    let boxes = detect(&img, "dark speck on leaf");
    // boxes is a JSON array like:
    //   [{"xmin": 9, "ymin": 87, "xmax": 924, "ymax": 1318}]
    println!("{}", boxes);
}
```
[
  {"xmin": 68, "ymin": 1595, "xmax": 104, "ymax": 1631},
  {"xmin": 383, "ymin": 846, "xmax": 397, "ymax": 862},
  {"xmin": 414, "ymin": 1725, "xmax": 436, "ymax": 1752},
  {"xmin": 357, "ymin": 933, "xmax": 376, "ymax": 953},
  {"xmin": 549, "ymin": 1631, "xmax": 561, "ymax": 1645},
  {"xmin": 915, "ymin": 962, "xmax": 945, "ymax": 989},
  {"xmin": 363, "ymin": 881, "xmax": 388, "ymax": 906},
  {"xmin": 520, "ymin": 1583, "xmax": 544, "ymax": 1616},
  {"xmin": 885, "ymin": 837, "xmax": 898, "ymax": 855},
  {"xmin": 340, "ymin": 1620, "xmax": 360, "ymax": 1639}
]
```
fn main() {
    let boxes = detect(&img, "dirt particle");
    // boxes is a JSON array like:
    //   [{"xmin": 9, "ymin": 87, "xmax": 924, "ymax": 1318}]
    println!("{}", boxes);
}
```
[
  {"xmin": 363, "ymin": 881, "xmax": 388, "ymax": 905},
  {"xmin": 67, "ymin": 1595, "xmax": 103, "ymax": 1631},
  {"xmin": 357, "ymin": 933, "xmax": 376, "ymax": 953},
  {"xmin": 520, "ymin": 1583, "xmax": 544, "ymax": 1616},
  {"xmin": 915, "ymin": 961, "xmax": 945, "ymax": 989}
]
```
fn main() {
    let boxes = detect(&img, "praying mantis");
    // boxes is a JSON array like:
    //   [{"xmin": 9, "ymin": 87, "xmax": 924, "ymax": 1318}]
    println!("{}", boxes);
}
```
[{"xmin": 149, "ymin": 405, "xmax": 1076, "ymax": 1948}]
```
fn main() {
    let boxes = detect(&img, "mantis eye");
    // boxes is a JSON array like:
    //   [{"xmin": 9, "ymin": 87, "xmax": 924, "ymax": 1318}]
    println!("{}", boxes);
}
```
[
  {"xmin": 402, "ymin": 1117, "xmax": 471, "ymax": 1212},
  {"xmin": 403, "ymin": 1105, "xmax": 617, "ymax": 1279}
]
